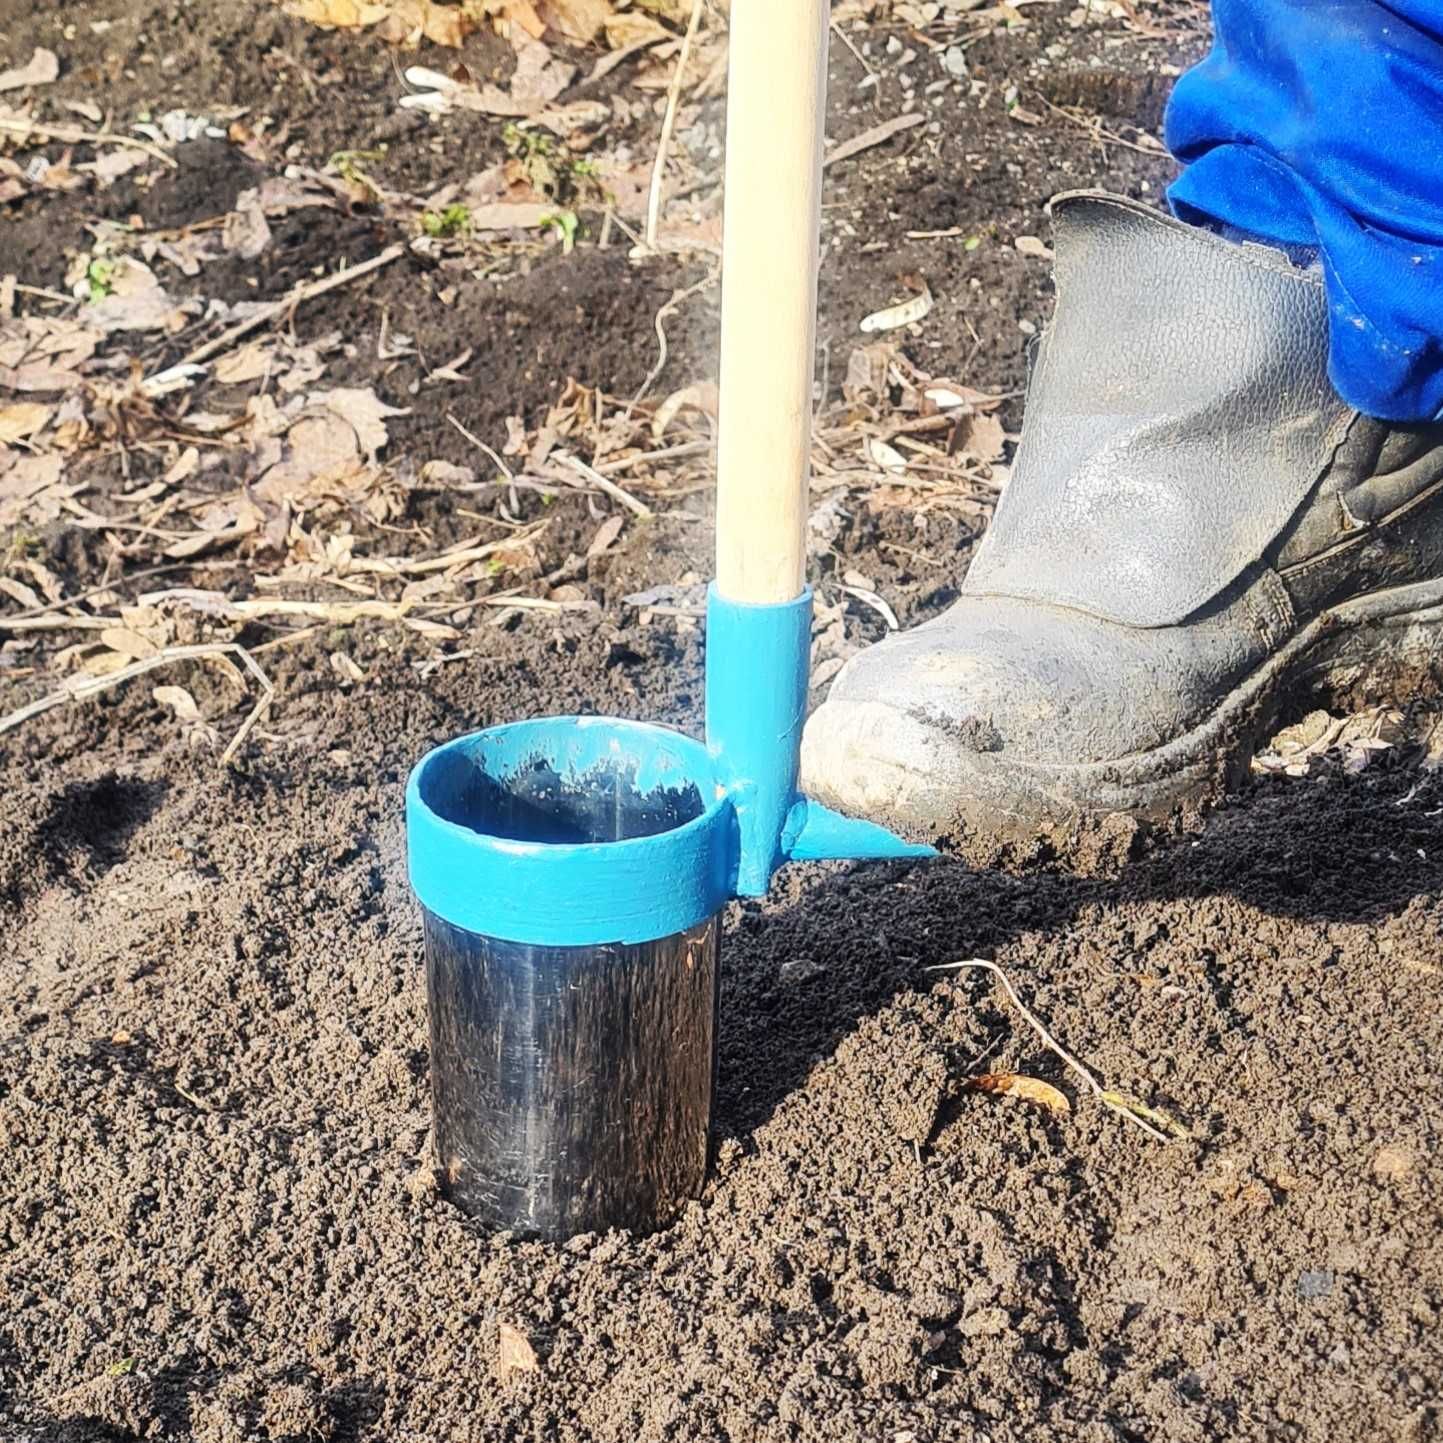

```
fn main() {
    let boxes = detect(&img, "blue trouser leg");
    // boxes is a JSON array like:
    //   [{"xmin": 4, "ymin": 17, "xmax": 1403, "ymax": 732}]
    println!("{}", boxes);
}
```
[{"xmin": 1165, "ymin": 1, "xmax": 1443, "ymax": 423}]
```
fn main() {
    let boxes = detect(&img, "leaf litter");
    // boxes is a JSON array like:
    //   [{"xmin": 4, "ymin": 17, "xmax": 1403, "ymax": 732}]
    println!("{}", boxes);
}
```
[{"xmin": 0, "ymin": 0, "xmax": 1195, "ymax": 770}]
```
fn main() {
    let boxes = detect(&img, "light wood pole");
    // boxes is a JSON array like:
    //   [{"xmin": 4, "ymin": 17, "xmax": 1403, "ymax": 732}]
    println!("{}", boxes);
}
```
[{"xmin": 714, "ymin": 0, "xmax": 830, "ymax": 605}]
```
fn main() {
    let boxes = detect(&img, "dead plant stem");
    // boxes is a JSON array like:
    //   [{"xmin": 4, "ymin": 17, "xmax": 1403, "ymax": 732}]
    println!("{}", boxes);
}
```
[
  {"xmin": 929, "ymin": 959, "xmax": 1171, "ymax": 1143},
  {"xmin": 175, "ymin": 242, "xmax": 406, "ymax": 369},
  {"xmin": 645, "ymin": 0, "xmax": 706, "ymax": 252},
  {"xmin": 0, "ymin": 642, "xmax": 274, "ymax": 765}
]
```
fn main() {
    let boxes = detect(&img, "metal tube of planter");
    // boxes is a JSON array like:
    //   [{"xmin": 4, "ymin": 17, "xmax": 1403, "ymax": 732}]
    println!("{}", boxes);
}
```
[
  {"xmin": 424, "ymin": 910, "xmax": 719, "ymax": 1238},
  {"xmin": 406, "ymin": 718, "xmax": 734, "ymax": 1240}
]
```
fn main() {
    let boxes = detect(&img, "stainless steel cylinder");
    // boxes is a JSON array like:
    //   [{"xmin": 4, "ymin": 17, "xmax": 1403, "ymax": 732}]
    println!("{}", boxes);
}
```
[
  {"xmin": 408, "ymin": 717, "xmax": 733, "ymax": 1240},
  {"xmin": 423, "ymin": 909, "xmax": 720, "ymax": 1239}
]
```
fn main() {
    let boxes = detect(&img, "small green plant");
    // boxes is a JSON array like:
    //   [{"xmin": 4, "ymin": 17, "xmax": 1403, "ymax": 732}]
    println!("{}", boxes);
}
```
[
  {"xmin": 420, "ymin": 204, "xmax": 472, "ymax": 239},
  {"xmin": 329, "ymin": 147, "xmax": 388, "ymax": 200},
  {"xmin": 3, "ymin": 530, "xmax": 44, "ymax": 569},
  {"xmin": 540, "ymin": 210, "xmax": 580, "ymax": 255},
  {"xmin": 86, "ymin": 257, "xmax": 117, "ymax": 302},
  {"xmin": 105, "ymin": 1358, "xmax": 136, "ymax": 1379},
  {"xmin": 502, "ymin": 124, "xmax": 607, "ymax": 208}
]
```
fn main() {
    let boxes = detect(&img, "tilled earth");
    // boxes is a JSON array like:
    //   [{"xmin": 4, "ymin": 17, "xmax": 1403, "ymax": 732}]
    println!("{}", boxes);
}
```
[{"xmin": 3, "ymin": 2, "xmax": 1442, "ymax": 1441}]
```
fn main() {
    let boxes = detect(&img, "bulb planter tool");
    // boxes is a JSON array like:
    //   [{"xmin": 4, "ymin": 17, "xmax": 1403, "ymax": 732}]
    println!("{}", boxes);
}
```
[{"xmin": 405, "ymin": 0, "xmax": 935, "ymax": 1241}]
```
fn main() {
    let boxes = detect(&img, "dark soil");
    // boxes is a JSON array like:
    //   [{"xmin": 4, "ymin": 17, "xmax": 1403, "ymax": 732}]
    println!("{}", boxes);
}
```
[{"xmin": 4, "ymin": 2, "xmax": 1442, "ymax": 1442}]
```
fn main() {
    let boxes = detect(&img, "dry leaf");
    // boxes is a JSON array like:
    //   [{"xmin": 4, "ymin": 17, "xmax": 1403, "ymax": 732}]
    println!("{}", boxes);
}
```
[
  {"xmin": 0, "ymin": 576, "xmax": 42, "ymax": 609},
  {"xmin": 87, "ymin": 258, "xmax": 190, "ymax": 335},
  {"xmin": 465, "ymin": 201, "xmax": 556, "ymax": 229},
  {"xmin": 956, "ymin": 410, "xmax": 1006, "ymax": 465},
  {"xmin": 602, "ymin": 12, "xmax": 671, "ymax": 49},
  {"xmin": 1373, "ymin": 1146, "xmax": 1415, "ymax": 1180},
  {"xmin": 163, "ymin": 447, "xmax": 201, "ymax": 485},
  {"xmin": 0, "ymin": 314, "xmax": 101, "ymax": 391},
  {"xmin": 512, "ymin": 35, "xmax": 579, "ymax": 100},
  {"xmin": 866, "ymin": 438, "xmax": 908, "ymax": 475},
  {"xmin": 0, "ymin": 48, "xmax": 60, "ymax": 93},
  {"xmin": 215, "ymin": 342, "xmax": 276, "ymax": 385},
  {"xmin": 82, "ymin": 650, "xmax": 134, "ymax": 679},
  {"xmin": 843, "ymin": 341, "xmax": 896, "ymax": 403},
  {"xmin": 651, "ymin": 380, "xmax": 717, "ymax": 440},
  {"xmin": 378, "ymin": 0, "xmax": 472, "ymax": 46},
  {"xmin": 286, "ymin": 0, "xmax": 470, "ymax": 44},
  {"xmin": 1014, "ymin": 234, "xmax": 1053, "ymax": 260},
  {"xmin": 0, "ymin": 452, "xmax": 72, "ymax": 526},
  {"xmin": 153, "ymin": 684, "xmax": 201, "ymax": 722},
  {"xmin": 223, "ymin": 193, "xmax": 274, "ymax": 260},
  {"xmin": 861, "ymin": 286, "xmax": 934, "ymax": 334},
  {"xmin": 968, "ymin": 1073, "xmax": 1071, "ymax": 1117},
  {"xmin": 498, "ymin": 1322, "xmax": 540, "ymax": 1375},
  {"xmin": 15, "ymin": 558, "xmax": 61, "ymax": 602},
  {"xmin": 84, "ymin": 149, "xmax": 152, "ymax": 186},
  {"xmin": 586, "ymin": 514, "xmax": 624, "ymax": 556},
  {"xmin": 538, "ymin": 0, "xmax": 612, "ymax": 42},
  {"xmin": 311, "ymin": 387, "xmax": 408, "ymax": 458},
  {"xmin": 330, "ymin": 651, "xmax": 367, "ymax": 683},
  {"xmin": 530, "ymin": 97, "xmax": 609, "ymax": 138},
  {"xmin": 99, "ymin": 627, "xmax": 163, "ymax": 661},
  {"xmin": 471, "ymin": 0, "xmax": 547, "ymax": 38},
  {"xmin": 284, "ymin": 0, "xmax": 390, "ymax": 29},
  {"xmin": 0, "ymin": 362, "xmax": 85, "ymax": 392},
  {"xmin": 0, "ymin": 401, "xmax": 52, "ymax": 443}
]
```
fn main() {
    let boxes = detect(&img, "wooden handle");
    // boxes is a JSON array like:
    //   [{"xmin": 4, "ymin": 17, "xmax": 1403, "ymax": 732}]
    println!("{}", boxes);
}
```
[{"xmin": 715, "ymin": 0, "xmax": 830, "ymax": 604}]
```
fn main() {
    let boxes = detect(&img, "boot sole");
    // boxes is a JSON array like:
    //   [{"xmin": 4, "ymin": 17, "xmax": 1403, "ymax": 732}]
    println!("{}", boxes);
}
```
[{"xmin": 945, "ymin": 576, "xmax": 1443, "ymax": 850}]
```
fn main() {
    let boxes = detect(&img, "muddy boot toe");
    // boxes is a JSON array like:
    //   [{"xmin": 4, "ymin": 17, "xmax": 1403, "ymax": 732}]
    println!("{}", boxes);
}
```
[{"xmin": 801, "ymin": 192, "xmax": 1443, "ymax": 845}]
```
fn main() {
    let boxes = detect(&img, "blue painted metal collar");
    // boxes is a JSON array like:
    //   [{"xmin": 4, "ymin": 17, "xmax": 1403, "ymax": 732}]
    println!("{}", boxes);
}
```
[
  {"xmin": 703, "ymin": 584, "xmax": 933, "ymax": 895},
  {"xmin": 406, "ymin": 588, "xmax": 933, "ymax": 946},
  {"xmin": 407, "ymin": 718, "xmax": 733, "ymax": 948}
]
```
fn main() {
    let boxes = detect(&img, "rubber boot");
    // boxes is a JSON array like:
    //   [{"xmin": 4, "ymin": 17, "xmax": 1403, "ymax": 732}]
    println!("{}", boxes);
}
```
[{"xmin": 801, "ymin": 192, "xmax": 1443, "ymax": 848}]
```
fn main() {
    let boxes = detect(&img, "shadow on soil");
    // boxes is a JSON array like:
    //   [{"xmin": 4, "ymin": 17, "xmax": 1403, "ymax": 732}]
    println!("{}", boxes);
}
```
[
  {"xmin": 34, "ymin": 775, "xmax": 170, "ymax": 883},
  {"xmin": 8, "ymin": 1372, "xmax": 387, "ymax": 1443},
  {"xmin": 715, "ymin": 766, "xmax": 1443, "ymax": 1138}
]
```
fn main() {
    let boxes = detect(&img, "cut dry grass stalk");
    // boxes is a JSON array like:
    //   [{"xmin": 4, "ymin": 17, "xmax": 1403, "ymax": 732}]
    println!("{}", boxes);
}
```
[
  {"xmin": 630, "ymin": 268, "xmax": 719, "ymax": 411},
  {"xmin": 824, "ymin": 111, "xmax": 926, "ymax": 169},
  {"xmin": 0, "ymin": 642, "xmax": 273, "ymax": 765},
  {"xmin": 176, "ymin": 242, "xmax": 407, "ymax": 368},
  {"xmin": 552, "ymin": 453, "xmax": 653, "ymax": 518},
  {"xmin": 596, "ymin": 439, "xmax": 712, "ymax": 474},
  {"xmin": 928, "ymin": 959, "xmax": 1176, "ymax": 1144},
  {"xmin": 0, "ymin": 116, "xmax": 177, "ymax": 167},
  {"xmin": 445, "ymin": 411, "xmax": 514, "ymax": 481},
  {"xmin": 644, "ymin": 0, "xmax": 706, "ymax": 253}
]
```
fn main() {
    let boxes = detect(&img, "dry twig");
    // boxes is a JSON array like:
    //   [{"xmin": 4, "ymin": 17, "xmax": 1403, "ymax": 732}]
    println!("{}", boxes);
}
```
[
  {"xmin": 175, "ymin": 242, "xmax": 407, "ymax": 368},
  {"xmin": 645, "ymin": 0, "xmax": 706, "ymax": 252},
  {"xmin": 929, "ymin": 959, "xmax": 1175, "ymax": 1143},
  {"xmin": 0, "ymin": 642, "xmax": 273, "ymax": 765},
  {"xmin": 825, "ymin": 112, "xmax": 925, "ymax": 169},
  {"xmin": 0, "ymin": 116, "xmax": 177, "ymax": 167},
  {"xmin": 552, "ymin": 453, "xmax": 653, "ymax": 518}
]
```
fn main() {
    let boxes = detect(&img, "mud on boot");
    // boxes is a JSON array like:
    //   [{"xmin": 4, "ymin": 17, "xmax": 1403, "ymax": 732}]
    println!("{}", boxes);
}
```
[{"xmin": 801, "ymin": 192, "xmax": 1443, "ymax": 853}]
